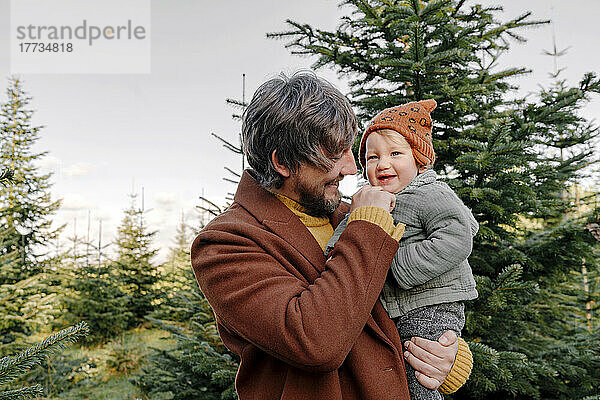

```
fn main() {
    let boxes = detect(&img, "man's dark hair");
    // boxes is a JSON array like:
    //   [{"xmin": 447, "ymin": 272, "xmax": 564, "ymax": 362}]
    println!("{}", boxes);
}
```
[{"xmin": 242, "ymin": 71, "xmax": 358, "ymax": 189}]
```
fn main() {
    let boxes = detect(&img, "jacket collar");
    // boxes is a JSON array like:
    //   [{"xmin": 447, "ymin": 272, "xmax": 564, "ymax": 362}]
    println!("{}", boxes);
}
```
[
  {"xmin": 234, "ymin": 170, "xmax": 349, "ymax": 271},
  {"xmin": 398, "ymin": 168, "xmax": 437, "ymax": 194}
]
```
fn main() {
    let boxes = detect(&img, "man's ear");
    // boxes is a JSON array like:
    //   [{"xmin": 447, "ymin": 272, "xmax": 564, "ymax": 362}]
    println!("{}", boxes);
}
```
[{"xmin": 271, "ymin": 150, "xmax": 290, "ymax": 178}]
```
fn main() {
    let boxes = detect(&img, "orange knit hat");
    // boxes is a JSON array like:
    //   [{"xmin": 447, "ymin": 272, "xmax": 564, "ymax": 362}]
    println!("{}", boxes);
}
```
[{"xmin": 359, "ymin": 99, "xmax": 437, "ymax": 176}]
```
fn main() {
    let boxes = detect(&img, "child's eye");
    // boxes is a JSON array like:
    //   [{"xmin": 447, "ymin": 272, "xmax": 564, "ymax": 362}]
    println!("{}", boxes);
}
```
[
  {"xmin": 391, "ymin": 151, "xmax": 401, "ymax": 156},
  {"xmin": 366, "ymin": 155, "xmax": 378, "ymax": 161}
]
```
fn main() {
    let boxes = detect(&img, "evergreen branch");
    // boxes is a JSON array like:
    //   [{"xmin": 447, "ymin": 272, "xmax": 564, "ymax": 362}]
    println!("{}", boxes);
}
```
[
  {"xmin": 409, "ymin": 0, "xmax": 420, "ymax": 14},
  {"xmin": 505, "ymin": 30, "xmax": 527, "ymax": 43},
  {"xmin": 448, "ymin": 84, "xmax": 487, "ymax": 96},
  {"xmin": 0, "ymin": 321, "xmax": 88, "ymax": 387},
  {"xmin": 0, "ymin": 275, "xmax": 39, "ymax": 305},
  {"xmin": 533, "ymin": 92, "xmax": 588, "ymax": 124},
  {"xmin": 197, "ymin": 196, "xmax": 222, "ymax": 214},
  {"xmin": 0, "ymin": 385, "xmax": 43, "ymax": 400},
  {"xmin": 419, "ymin": 0, "xmax": 450, "ymax": 19},
  {"xmin": 211, "ymin": 133, "xmax": 242, "ymax": 154},
  {"xmin": 225, "ymin": 98, "xmax": 247, "ymax": 109},
  {"xmin": 20, "ymin": 292, "xmax": 58, "ymax": 320},
  {"xmin": 387, "ymin": 5, "xmax": 416, "ymax": 20},
  {"xmin": 422, "ymin": 48, "xmax": 465, "ymax": 65},
  {"xmin": 224, "ymin": 166, "xmax": 241, "ymax": 178},
  {"xmin": 0, "ymin": 169, "xmax": 15, "ymax": 186},
  {"xmin": 223, "ymin": 178, "xmax": 239, "ymax": 185},
  {"xmin": 354, "ymin": 0, "xmax": 381, "ymax": 23},
  {"xmin": 482, "ymin": 12, "xmax": 548, "ymax": 42},
  {"xmin": 454, "ymin": 138, "xmax": 486, "ymax": 151},
  {"xmin": 581, "ymin": 396, "xmax": 600, "ymax": 400},
  {"xmin": 451, "ymin": 0, "xmax": 467, "ymax": 17},
  {"xmin": 376, "ymin": 57, "xmax": 413, "ymax": 67},
  {"xmin": 196, "ymin": 206, "xmax": 220, "ymax": 218},
  {"xmin": 468, "ymin": 341, "xmax": 499, "ymax": 358},
  {"xmin": 482, "ymin": 67, "xmax": 530, "ymax": 83}
]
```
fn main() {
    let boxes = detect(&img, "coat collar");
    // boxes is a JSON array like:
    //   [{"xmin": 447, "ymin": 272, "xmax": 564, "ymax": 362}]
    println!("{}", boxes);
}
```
[{"xmin": 234, "ymin": 170, "xmax": 349, "ymax": 271}]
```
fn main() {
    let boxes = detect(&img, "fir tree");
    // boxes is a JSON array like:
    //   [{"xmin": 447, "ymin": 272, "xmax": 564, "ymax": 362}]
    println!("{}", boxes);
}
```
[
  {"xmin": 269, "ymin": 1, "xmax": 600, "ymax": 398},
  {"xmin": 0, "ymin": 77, "xmax": 61, "ymax": 279},
  {"xmin": 0, "ymin": 78, "xmax": 62, "ymax": 353},
  {"xmin": 162, "ymin": 212, "xmax": 196, "ymax": 291},
  {"xmin": 112, "ymin": 192, "xmax": 159, "ymax": 328},
  {"xmin": 152, "ymin": 212, "xmax": 197, "ymax": 323},
  {"xmin": 61, "ymin": 260, "xmax": 130, "ymax": 344},
  {"xmin": 59, "ymin": 216, "xmax": 130, "ymax": 344}
]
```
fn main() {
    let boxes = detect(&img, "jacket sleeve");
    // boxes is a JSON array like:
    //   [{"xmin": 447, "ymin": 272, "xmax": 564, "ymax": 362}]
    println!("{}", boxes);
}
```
[
  {"xmin": 191, "ymin": 218, "xmax": 398, "ymax": 373},
  {"xmin": 389, "ymin": 187, "xmax": 477, "ymax": 289}
]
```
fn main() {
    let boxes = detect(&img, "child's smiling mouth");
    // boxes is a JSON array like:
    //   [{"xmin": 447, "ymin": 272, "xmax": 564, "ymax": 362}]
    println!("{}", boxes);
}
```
[{"xmin": 377, "ymin": 174, "xmax": 397, "ymax": 182}]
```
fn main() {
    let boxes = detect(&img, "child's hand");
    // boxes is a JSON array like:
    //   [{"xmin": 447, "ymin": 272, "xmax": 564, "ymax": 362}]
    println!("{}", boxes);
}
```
[
  {"xmin": 402, "ymin": 330, "xmax": 459, "ymax": 390},
  {"xmin": 349, "ymin": 185, "xmax": 395, "ymax": 212}
]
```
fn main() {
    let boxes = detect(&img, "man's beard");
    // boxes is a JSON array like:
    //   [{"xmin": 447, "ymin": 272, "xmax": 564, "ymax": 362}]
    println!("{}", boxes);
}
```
[{"xmin": 295, "ymin": 177, "xmax": 342, "ymax": 218}]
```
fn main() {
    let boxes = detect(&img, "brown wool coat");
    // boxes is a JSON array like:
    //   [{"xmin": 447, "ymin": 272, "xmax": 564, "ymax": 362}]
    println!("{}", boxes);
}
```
[{"xmin": 191, "ymin": 170, "xmax": 411, "ymax": 400}]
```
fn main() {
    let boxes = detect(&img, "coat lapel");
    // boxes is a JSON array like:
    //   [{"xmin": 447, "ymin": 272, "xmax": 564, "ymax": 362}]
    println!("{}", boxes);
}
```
[{"xmin": 234, "ymin": 170, "xmax": 328, "ymax": 273}]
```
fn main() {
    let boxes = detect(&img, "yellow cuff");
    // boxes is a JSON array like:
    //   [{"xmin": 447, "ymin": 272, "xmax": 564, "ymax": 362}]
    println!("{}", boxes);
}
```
[
  {"xmin": 390, "ymin": 221, "xmax": 405, "ymax": 241},
  {"xmin": 347, "ymin": 207, "xmax": 404, "ymax": 240},
  {"xmin": 439, "ymin": 337, "xmax": 473, "ymax": 394}
]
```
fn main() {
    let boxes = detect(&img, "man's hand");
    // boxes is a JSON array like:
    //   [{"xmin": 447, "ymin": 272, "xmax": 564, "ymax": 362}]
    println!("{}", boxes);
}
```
[
  {"xmin": 349, "ymin": 185, "xmax": 395, "ymax": 213},
  {"xmin": 403, "ymin": 330, "xmax": 459, "ymax": 389}
]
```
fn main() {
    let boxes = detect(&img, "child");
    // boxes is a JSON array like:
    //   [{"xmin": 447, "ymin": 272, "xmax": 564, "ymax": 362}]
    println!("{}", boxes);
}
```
[{"xmin": 326, "ymin": 99, "xmax": 478, "ymax": 400}]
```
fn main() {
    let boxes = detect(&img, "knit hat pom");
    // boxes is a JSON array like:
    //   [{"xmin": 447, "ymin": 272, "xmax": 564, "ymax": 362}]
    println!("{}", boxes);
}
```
[{"xmin": 359, "ymin": 99, "xmax": 437, "ymax": 177}]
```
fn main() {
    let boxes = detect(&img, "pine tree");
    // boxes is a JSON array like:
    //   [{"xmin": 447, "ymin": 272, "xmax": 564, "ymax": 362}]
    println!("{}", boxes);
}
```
[
  {"xmin": 58, "ymin": 216, "xmax": 130, "ymax": 344},
  {"xmin": 112, "ymin": 192, "xmax": 159, "ymax": 328},
  {"xmin": 162, "ymin": 212, "xmax": 196, "ymax": 290},
  {"xmin": 0, "ymin": 77, "xmax": 61, "ymax": 280},
  {"xmin": 0, "ymin": 78, "xmax": 62, "ymax": 353},
  {"xmin": 269, "ymin": 1, "xmax": 600, "ymax": 398},
  {"xmin": 152, "ymin": 212, "xmax": 197, "ymax": 323},
  {"xmin": 61, "ymin": 260, "xmax": 130, "ymax": 344}
]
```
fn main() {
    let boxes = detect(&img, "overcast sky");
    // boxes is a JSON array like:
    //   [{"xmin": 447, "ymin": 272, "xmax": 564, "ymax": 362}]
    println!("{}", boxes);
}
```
[{"xmin": 0, "ymin": 0, "xmax": 598, "ymax": 262}]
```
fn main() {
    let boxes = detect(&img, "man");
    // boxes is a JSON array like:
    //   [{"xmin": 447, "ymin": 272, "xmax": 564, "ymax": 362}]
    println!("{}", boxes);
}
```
[{"xmin": 191, "ymin": 72, "xmax": 472, "ymax": 399}]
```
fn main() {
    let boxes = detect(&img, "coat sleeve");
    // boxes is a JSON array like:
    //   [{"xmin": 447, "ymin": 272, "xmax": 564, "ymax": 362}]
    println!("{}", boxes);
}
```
[
  {"xmin": 389, "ymin": 187, "xmax": 476, "ymax": 290},
  {"xmin": 191, "ymin": 217, "xmax": 398, "ymax": 373}
]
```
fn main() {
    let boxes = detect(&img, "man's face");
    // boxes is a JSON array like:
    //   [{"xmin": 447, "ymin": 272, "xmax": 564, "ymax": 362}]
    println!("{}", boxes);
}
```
[{"xmin": 289, "ymin": 147, "xmax": 357, "ymax": 217}]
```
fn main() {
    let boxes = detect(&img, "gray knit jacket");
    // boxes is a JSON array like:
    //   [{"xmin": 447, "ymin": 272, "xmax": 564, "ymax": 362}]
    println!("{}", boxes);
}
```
[{"xmin": 326, "ymin": 169, "xmax": 479, "ymax": 318}]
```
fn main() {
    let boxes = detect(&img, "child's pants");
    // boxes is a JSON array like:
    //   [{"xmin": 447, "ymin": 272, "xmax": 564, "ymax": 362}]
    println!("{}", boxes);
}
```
[{"xmin": 393, "ymin": 302, "xmax": 465, "ymax": 400}]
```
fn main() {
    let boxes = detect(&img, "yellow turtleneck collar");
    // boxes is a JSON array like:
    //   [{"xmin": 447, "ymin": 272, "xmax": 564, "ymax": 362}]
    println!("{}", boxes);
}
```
[{"xmin": 272, "ymin": 192, "xmax": 334, "ymax": 251}]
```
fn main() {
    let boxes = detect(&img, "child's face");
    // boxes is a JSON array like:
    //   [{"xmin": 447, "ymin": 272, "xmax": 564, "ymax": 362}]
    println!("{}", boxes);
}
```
[{"xmin": 365, "ymin": 130, "xmax": 424, "ymax": 193}]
